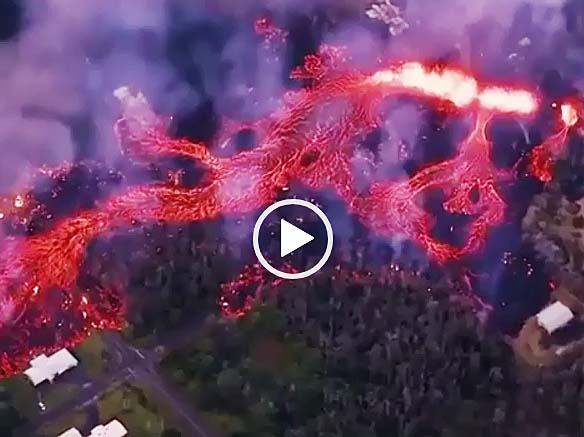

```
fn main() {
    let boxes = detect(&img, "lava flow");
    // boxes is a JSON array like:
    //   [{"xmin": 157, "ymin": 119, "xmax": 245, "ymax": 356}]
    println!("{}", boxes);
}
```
[
  {"xmin": 528, "ymin": 101, "xmax": 582, "ymax": 182},
  {"xmin": 0, "ymin": 41, "xmax": 580, "ymax": 378}
]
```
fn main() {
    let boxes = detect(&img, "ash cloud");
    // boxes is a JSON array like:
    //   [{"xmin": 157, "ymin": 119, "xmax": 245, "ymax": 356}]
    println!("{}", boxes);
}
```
[{"xmin": 0, "ymin": 0, "xmax": 193, "ymax": 191}]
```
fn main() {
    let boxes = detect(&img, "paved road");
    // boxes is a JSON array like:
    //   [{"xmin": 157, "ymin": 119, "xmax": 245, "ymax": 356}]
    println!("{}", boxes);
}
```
[
  {"xmin": 20, "ymin": 367, "xmax": 133, "ymax": 436},
  {"xmin": 132, "ymin": 367, "xmax": 213, "ymax": 437},
  {"xmin": 105, "ymin": 332, "xmax": 215, "ymax": 437},
  {"xmin": 23, "ymin": 327, "xmax": 215, "ymax": 437}
]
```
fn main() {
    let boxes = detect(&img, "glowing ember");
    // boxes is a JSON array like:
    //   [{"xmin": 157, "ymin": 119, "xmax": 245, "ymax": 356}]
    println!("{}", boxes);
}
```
[
  {"xmin": 561, "ymin": 102, "xmax": 579, "ymax": 127},
  {"xmin": 13, "ymin": 195, "xmax": 24, "ymax": 208},
  {"xmin": 254, "ymin": 16, "xmax": 288, "ymax": 48}
]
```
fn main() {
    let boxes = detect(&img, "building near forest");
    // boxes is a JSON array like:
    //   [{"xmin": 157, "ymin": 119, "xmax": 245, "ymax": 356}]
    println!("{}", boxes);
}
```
[
  {"xmin": 536, "ymin": 301, "xmax": 575, "ymax": 335},
  {"xmin": 88, "ymin": 419, "xmax": 128, "ymax": 437},
  {"xmin": 24, "ymin": 348, "xmax": 78, "ymax": 386},
  {"xmin": 57, "ymin": 419, "xmax": 128, "ymax": 437},
  {"xmin": 57, "ymin": 428, "xmax": 82, "ymax": 437}
]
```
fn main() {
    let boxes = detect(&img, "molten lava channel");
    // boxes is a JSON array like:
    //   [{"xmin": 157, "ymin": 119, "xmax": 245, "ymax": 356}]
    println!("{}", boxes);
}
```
[{"xmin": 0, "ymin": 41, "xmax": 579, "ymax": 378}]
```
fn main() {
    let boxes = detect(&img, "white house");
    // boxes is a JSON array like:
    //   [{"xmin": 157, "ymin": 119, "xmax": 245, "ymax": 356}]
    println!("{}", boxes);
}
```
[
  {"xmin": 56, "ymin": 420, "xmax": 127, "ymax": 437},
  {"xmin": 536, "ymin": 301, "xmax": 575, "ymax": 335},
  {"xmin": 57, "ymin": 428, "xmax": 82, "ymax": 437},
  {"xmin": 88, "ymin": 419, "xmax": 128, "ymax": 437},
  {"xmin": 24, "ymin": 348, "xmax": 78, "ymax": 386}
]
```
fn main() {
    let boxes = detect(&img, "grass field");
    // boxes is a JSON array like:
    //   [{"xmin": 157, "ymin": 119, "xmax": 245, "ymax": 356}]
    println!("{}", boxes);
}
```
[
  {"xmin": 1, "ymin": 376, "xmax": 39, "ymax": 421},
  {"xmin": 74, "ymin": 333, "xmax": 109, "ymax": 378},
  {"xmin": 1, "ymin": 375, "xmax": 81, "ymax": 425}
]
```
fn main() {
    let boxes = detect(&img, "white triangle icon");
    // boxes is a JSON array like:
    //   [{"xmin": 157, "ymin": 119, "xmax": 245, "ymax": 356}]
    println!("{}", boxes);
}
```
[{"xmin": 280, "ymin": 219, "xmax": 314, "ymax": 257}]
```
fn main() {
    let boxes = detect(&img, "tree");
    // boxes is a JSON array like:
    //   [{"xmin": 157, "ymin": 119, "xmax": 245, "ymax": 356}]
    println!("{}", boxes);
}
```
[
  {"xmin": 160, "ymin": 429, "xmax": 182, "ymax": 437},
  {"xmin": 0, "ymin": 387, "xmax": 24, "ymax": 437}
]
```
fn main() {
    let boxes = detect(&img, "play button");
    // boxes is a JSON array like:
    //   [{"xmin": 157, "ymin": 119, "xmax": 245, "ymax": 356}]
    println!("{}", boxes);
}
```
[
  {"xmin": 280, "ymin": 219, "xmax": 314, "ymax": 257},
  {"xmin": 253, "ymin": 199, "xmax": 334, "ymax": 280}
]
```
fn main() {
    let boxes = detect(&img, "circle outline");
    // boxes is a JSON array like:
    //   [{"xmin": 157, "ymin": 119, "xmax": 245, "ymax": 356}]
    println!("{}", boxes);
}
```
[{"xmin": 253, "ymin": 199, "xmax": 334, "ymax": 280}]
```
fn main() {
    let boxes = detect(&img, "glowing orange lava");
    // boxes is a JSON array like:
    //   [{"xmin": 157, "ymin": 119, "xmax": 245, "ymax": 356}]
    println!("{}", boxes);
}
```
[{"xmin": 0, "ymin": 40, "xmax": 579, "ymax": 378}]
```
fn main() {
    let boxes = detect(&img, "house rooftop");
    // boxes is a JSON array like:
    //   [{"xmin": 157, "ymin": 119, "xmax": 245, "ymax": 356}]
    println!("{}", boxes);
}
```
[
  {"xmin": 24, "ymin": 348, "xmax": 78, "ymax": 386},
  {"xmin": 536, "ymin": 301, "xmax": 575, "ymax": 335}
]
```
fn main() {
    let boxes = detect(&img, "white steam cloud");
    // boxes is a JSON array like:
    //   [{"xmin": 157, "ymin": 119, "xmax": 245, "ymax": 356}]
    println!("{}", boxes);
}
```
[{"xmin": 0, "ymin": 0, "xmax": 187, "ymax": 190}]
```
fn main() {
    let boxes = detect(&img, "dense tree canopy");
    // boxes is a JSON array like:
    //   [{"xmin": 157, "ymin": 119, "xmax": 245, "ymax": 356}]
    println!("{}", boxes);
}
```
[
  {"xmin": 161, "ymin": 266, "xmax": 584, "ymax": 437},
  {"xmin": 0, "ymin": 386, "xmax": 24, "ymax": 437}
]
